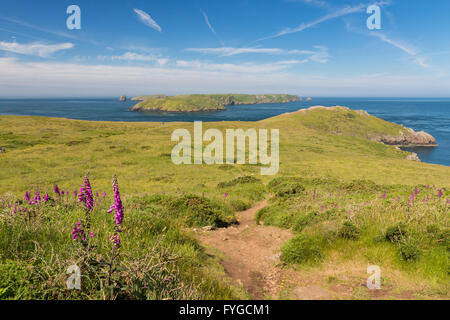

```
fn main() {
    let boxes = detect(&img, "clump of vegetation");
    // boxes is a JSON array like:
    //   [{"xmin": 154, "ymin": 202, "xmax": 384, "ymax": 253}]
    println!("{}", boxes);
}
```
[
  {"xmin": 272, "ymin": 182, "xmax": 305, "ymax": 197},
  {"xmin": 338, "ymin": 221, "xmax": 360, "ymax": 240},
  {"xmin": 292, "ymin": 212, "xmax": 317, "ymax": 232},
  {"xmin": 267, "ymin": 177, "xmax": 305, "ymax": 197},
  {"xmin": 280, "ymin": 235, "xmax": 322, "ymax": 264},
  {"xmin": 385, "ymin": 223, "xmax": 408, "ymax": 243},
  {"xmin": 150, "ymin": 194, "xmax": 236, "ymax": 228},
  {"xmin": 399, "ymin": 238, "xmax": 421, "ymax": 261},
  {"xmin": 217, "ymin": 176, "xmax": 261, "ymax": 188}
]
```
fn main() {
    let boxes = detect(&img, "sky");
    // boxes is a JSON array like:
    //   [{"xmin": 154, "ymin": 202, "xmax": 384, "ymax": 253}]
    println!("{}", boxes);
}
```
[{"xmin": 0, "ymin": 0, "xmax": 450, "ymax": 97}]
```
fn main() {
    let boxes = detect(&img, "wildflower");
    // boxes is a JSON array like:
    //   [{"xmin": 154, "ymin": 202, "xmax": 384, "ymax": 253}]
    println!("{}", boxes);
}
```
[
  {"xmin": 396, "ymin": 196, "xmax": 400, "ymax": 202},
  {"xmin": 109, "ymin": 234, "xmax": 121, "ymax": 248},
  {"xmin": 73, "ymin": 190, "xmax": 77, "ymax": 196},
  {"xmin": 415, "ymin": 187, "xmax": 419, "ymax": 195},
  {"xmin": 224, "ymin": 193, "xmax": 227, "ymax": 199},
  {"xmin": 72, "ymin": 220, "xmax": 86, "ymax": 241},
  {"xmin": 43, "ymin": 193, "xmax": 49, "ymax": 203},
  {"xmin": 102, "ymin": 192, "xmax": 107, "ymax": 198},
  {"xmin": 382, "ymin": 192, "xmax": 387, "ymax": 199},
  {"xmin": 313, "ymin": 190, "xmax": 316, "ymax": 200},
  {"xmin": 438, "ymin": 189, "xmax": 444, "ymax": 197},
  {"xmin": 53, "ymin": 184, "xmax": 60, "ymax": 195},
  {"xmin": 108, "ymin": 176, "xmax": 124, "ymax": 226},
  {"xmin": 24, "ymin": 191, "xmax": 31, "ymax": 203},
  {"xmin": 33, "ymin": 189, "xmax": 41, "ymax": 205},
  {"xmin": 78, "ymin": 175, "xmax": 94, "ymax": 211}
]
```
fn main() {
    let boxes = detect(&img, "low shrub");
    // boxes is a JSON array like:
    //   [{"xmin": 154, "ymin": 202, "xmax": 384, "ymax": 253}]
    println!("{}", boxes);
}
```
[
  {"xmin": 272, "ymin": 182, "xmax": 305, "ymax": 197},
  {"xmin": 399, "ymin": 238, "xmax": 421, "ymax": 261},
  {"xmin": 280, "ymin": 235, "xmax": 323, "ymax": 264},
  {"xmin": 217, "ymin": 176, "xmax": 261, "ymax": 188},
  {"xmin": 385, "ymin": 223, "xmax": 408, "ymax": 243},
  {"xmin": 338, "ymin": 221, "xmax": 360, "ymax": 240},
  {"xmin": 292, "ymin": 212, "xmax": 317, "ymax": 232}
]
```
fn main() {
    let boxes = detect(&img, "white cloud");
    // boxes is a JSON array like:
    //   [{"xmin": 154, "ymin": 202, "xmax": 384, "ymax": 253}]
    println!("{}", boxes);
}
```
[
  {"xmin": 99, "ymin": 52, "xmax": 169, "ymax": 65},
  {"xmin": 175, "ymin": 59, "xmax": 307, "ymax": 74},
  {"xmin": 291, "ymin": 0, "xmax": 331, "ymax": 9},
  {"xmin": 0, "ymin": 57, "xmax": 448, "ymax": 97},
  {"xmin": 201, "ymin": 11, "xmax": 224, "ymax": 46},
  {"xmin": 256, "ymin": 1, "xmax": 390, "ymax": 42},
  {"xmin": 133, "ymin": 8, "xmax": 162, "ymax": 32},
  {"xmin": 185, "ymin": 46, "xmax": 329, "ymax": 63},
  {"xmin": 369, "ymin": 32, "xmax": 430, "ymax": 68},
  {"xmin": 0, "ymin": 41, "xmax": 74, "ymax": 57},
  {"xmin": 202, "ymin": 11, "xmax": 217, "ymax": 35}
]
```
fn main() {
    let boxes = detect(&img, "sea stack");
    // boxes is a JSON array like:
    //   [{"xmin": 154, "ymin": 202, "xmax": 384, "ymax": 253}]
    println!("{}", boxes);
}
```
[
  {"xmin": 306, "ymin": 97, "xmax": 312, "ymax": 101},
  {"xmin": 119, "ymin": 95, "xmax": 127, "ymax": 102}
]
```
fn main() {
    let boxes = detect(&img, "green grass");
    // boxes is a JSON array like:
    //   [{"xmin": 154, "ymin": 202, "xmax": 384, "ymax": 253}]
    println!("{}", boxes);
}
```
[
  {"xmin": 130, "ymin": 94, "xmax": 301, "ymax": 112},
  {"xmin": 0, "ymin": 106, "xmax": 449, "ymax": 299},
  {"xmin": 257, "ymin": 176, "xmax": 449, "ymax": 294}
]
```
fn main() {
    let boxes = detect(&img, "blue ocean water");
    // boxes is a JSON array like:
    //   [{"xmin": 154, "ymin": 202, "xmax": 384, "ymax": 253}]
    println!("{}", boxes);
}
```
[{"xmin": 0, "ymin": 97, "xmax": 449, "ymax": 166}]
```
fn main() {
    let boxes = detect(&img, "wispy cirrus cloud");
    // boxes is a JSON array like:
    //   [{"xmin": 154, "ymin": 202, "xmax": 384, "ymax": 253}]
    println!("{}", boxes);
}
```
[
  {"xmin": 255, "ymin": 1, "xmax": 390, "ymax": 42},
  {"xmin": 98, "ymin": 52, "xmax": 168, "ymax": 66},
  {"xmin": 369, "ymin": 32, "xmax": 430, "ymax": 68},
  {"xmin": 0, "ymin": 41, "xmax": 74, "ymax": 57},
  {"xmin": 202, "ymin": 11, "xmax": 217, "ymax": 35},
  {"xmin": 288, "ymin": 0, "xmax": 331, "ymax": 9},
  {"xmin": 185, "ymin": 46, "xmax": 329, "ymax": 63},
  {"xmin": 202, "ymin": 11, "xmax": 224, "ymax": 46},
  {"xmin": 133, "ymin": 9, "xmax": 162, "ymax": 32},
  {"xmin": 176, "ymin": 59, "xmax": 308, "ymax": 74},
  {"xmin": 0, "ymin": 16, "xmax": 78, "ymax": 40}
]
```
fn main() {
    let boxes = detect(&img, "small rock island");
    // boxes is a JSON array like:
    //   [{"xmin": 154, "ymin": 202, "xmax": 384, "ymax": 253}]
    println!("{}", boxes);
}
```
[
  {"xmin": 129, "ymin": 94, "xmax": 302, "ymax": 112},
  {"xmin": 119, "ymin": 95, "xmax": 127, "ymax": 102}
]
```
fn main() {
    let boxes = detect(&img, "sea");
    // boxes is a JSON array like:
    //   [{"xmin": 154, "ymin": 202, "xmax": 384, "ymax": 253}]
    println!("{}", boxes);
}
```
[{"xmin": 0, "ymin": 97, "xmax": 448, "ymax": 167}]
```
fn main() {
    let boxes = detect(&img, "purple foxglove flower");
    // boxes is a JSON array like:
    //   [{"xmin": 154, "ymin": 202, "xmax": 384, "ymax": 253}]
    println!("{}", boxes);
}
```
[
  {"xmin": 78, "ymin": 175, "xmax": 94, "ymax": 211},
  {"xmin": 438, "ymin": 189, "xmax": 444, "ymax": 197},
  {"xmin": 33, "ymin": 189, "xmax": 41, "ymax": 205},
  {"xmin": 224, "ymin": 193, "xmax": 227, "ymax": 198},
  {"xmin": 43, "ymin": 193, "xmax": 49, "ymax": 203},
  {"xmin": 382, "ymin": 192, "xmax": 387, "ymax": 199},
  {"xmin": 109, "ymin": 176, "xmax": 124, "ymax": 226},
  {"xmin": 53, "ymin": 184, "xmax": 60, "ymax": 195},
  {"xmin": 24, "ymin": 191, "xmax": 31, "ymax": 203}
]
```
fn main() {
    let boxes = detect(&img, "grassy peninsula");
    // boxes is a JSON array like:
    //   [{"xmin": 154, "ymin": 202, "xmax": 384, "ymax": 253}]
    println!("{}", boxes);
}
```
[
  {"xmin": 130, "ymin": 94, "xmax": 302, "ymax": 112},
  {"xmin": 0, "ymin": 107, "xmax": 448, "ymax": 300}
]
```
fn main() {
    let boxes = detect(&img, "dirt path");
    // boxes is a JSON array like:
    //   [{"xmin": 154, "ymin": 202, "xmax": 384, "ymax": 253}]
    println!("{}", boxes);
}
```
[
  {"xmin": 197, "ymin": 200, "xmax": 293, "ymax": 299},
  {"xmin": 196, "ymin": 199, "xmax": 426, "ymax": 300}
]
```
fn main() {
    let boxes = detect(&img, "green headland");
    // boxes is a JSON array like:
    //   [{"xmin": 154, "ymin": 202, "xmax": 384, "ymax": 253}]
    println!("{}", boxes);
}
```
[{"xmin": 130, "ymin": 94, "xmax": 302, "ymax": 112}]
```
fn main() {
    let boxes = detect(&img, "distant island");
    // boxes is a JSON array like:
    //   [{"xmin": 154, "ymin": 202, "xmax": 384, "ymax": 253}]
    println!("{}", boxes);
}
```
[{"xmin": 130, "ymin": 94, "xmax": 302, "ymax": 112}]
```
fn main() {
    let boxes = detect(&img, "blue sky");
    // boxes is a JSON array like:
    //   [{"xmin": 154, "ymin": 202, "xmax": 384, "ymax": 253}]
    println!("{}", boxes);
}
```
[{"xmin": 0, "ymin": 0, "xmax": 450, "ymax": 97}]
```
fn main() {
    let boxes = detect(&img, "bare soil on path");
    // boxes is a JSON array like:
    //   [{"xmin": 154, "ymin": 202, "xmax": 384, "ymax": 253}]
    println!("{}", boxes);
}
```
[{"xmin": 196, "ymin": 200, "xmax": 435, "ymax": 300}]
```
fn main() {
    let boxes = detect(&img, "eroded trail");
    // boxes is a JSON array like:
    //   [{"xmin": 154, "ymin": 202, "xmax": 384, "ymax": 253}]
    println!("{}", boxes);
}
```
[
  {"xmin": 197, "ymin": 200, "xmax": 428, "ymax": 300},
  {"xmin": 197, "ymin": 200, "xmax": 293, "ymax": 299}
]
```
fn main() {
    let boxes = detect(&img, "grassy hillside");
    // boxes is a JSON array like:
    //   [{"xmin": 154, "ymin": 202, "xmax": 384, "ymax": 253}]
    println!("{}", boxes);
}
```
[
  {"xmin": 0, "ymin": 107, "xmax": 448, "ymax": 299},
  {"xmin": 130, "ymin": 94, "xmax": 302, "ymax": 112}
]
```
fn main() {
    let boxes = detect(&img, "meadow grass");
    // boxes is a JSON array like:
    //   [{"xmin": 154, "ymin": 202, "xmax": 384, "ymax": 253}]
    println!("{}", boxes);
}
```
[{"xmin": 0, "ymin": 107, "xmax": 448, "ymax": 299}]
